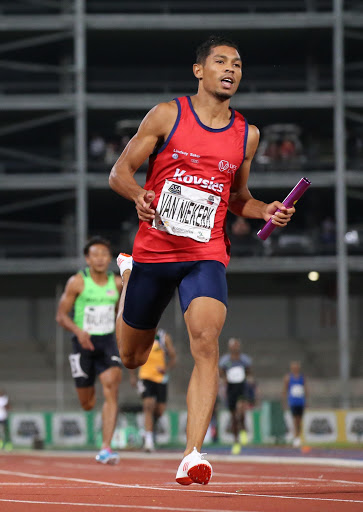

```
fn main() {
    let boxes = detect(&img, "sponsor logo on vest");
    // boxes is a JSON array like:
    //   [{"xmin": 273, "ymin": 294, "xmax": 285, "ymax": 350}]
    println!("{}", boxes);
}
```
[
  {"xmin": 168, "ymin": 183, "xmax": 181, "ymax": 195},
  {"xmin": 173, "ymin": 148, "xmax": 188, "ymax": 156},
  {"xmin": 218, "ymin": 159, "xmax": 237, "ymax": 173},
  {"xmin": 173, "ymin": 168, "xmax": 224, "ymax": 192},
  {"xmin": 172, "ymin": 153, "xmax": 179, "ymax": 159}
]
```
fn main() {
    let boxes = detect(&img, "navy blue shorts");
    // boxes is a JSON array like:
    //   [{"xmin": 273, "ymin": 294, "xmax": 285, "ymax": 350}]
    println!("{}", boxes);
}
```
[
  {"xmin": 123, "ymin": 260, "xmax": 228, "ymax": 330},
  {"xmin": 138, "ymin": 379, "xmax": 167, "ymax": 404},
  {"xmin": 227, "ymin": 382, "xmax": 247, "ymax": 411},
  {"xmin": 69, "ymin": 333, "xmax": 122, "ymax": 388},
  {"xmin": 290, "ymin": 405, "xmax": 305, "ymax": 417}
]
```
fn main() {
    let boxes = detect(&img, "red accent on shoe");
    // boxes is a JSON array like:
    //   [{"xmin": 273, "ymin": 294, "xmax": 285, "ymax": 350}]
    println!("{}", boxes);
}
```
[
  {"xmin": 176, "ymin": 476, "xmax": 193, "ymax": 485},
  {"xmin": 188, "ymin": 464, "xmax": 212, "ymax": 485}
]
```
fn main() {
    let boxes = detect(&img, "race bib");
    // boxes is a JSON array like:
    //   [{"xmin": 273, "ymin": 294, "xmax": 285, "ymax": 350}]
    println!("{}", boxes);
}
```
[
  {"xmin": 226, "ymin": 365, "xmax": 245, "ymax": 384},
  {"xmin": 290, "ymin": 384, "xmax": 305, "ymax": 398},
  {"xmin": 83, "ymin": 304, "xmax": 115, "ymax": 334},
  {"xmin": 153, "ymin": 180, "xmax": 221, "ymax": 243}
]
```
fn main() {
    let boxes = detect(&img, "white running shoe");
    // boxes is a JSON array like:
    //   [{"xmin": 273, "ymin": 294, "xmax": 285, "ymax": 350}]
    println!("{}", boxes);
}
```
[
  {"xmin": 175, "ymin": 447, "xmax": 212, "ymax": 486},
  {"xmin": 116, "ymin": 253, "xmax": 133, "ymax": 276},
  {"xmin": 293, "ymin": 437, "xmax": 302, "ymax": 448},
  {"xmin": 144, "ymin": 434, "xmax": 155, "ymax": 453}
]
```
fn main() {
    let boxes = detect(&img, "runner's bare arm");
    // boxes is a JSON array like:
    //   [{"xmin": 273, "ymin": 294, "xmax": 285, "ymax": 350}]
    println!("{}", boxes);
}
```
[
  {"xmin": 114, "ymin": 274, "xmax": 123, "ymax": 314},
  {"xmin": 228, "ymin": 125, "xmax": 295, "ymax": 226},
  {"xmin": 109, "ymin": 102, "xmax": 178, "ymax": 222},
  {"xmin": 165, "ymin": 333, "xmax": 177, "ymax": 372},
  {"xmin": 55, "ymin": 274, "xmax": 95, "ymax": 350},
  {"xmin": 282, "ymin": 374, "xmax": 289, "ymax": 409}
]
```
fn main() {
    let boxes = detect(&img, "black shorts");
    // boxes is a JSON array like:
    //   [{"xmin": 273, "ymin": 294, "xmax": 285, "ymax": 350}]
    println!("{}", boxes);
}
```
[
  {"xmin": 137, "ymin": 379, "xmax": 167, "ymax": 404},
  {"xmin": 227, "ymin": 382, "xmax": 247, "ymax": 411},
  {"xmin": 290, "ymin": 405, "xmax": 305, "ymax": 417},
  {"xmin": 123, "ymin": 260, "xmax": 228, "ymax": 330},
  {"xmin": 69, "ymin": 333, "xmax": 122, "ymax": 388}
]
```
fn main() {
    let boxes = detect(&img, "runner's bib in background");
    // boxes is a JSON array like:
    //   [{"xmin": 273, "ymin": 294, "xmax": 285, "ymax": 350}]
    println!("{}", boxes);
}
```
[
  {"xmin": 153, "ymin": 180, "xmax": 221, "ymax": 243},
  {"xmin": 290, "ymin": 383, "xmax": 305, "ymax": 398},
  {"xmin": 83, "ymin": 305, "xmax": 115, "ymax": 334},
  {"xmin": 226, "ymin": 365, "xmax": 246, "ymax": 384}
]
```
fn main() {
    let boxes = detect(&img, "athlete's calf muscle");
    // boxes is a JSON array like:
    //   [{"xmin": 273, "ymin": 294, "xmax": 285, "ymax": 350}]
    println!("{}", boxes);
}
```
[{"xmin": 118, "ymin": 321, "xmax": 156, "ymax": 369}]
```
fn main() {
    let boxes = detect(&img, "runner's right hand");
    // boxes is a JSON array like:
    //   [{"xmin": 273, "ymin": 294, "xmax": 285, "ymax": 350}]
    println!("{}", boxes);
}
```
[
  {"xmin": 135, "ymin": 190, "xmax": 156, "ymax": 222},
  {"xmin": 77, "ymin": 330, "xmax": 95, "ymax": 351}
]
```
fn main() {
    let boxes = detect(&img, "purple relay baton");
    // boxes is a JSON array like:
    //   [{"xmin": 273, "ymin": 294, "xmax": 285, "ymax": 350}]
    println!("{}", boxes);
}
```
[{"xmin": 257, "ymin": 177, "xmax": 311, "ymax": 241}]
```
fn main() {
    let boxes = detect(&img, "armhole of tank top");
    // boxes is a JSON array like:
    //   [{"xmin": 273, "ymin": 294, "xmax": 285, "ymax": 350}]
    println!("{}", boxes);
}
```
[
  {"xmin": 241, "ymin": 117, "xmax": 249, "ymax": 165},
  {"xmin": 155, "ymin": 98, "xmax": 181, "ymax": 155}
]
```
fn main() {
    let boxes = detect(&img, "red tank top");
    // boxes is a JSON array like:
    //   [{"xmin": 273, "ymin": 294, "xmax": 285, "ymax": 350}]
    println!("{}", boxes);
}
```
[{"xmin": 132, "ymin": 96, "xmax": 248, "ymax": 267}]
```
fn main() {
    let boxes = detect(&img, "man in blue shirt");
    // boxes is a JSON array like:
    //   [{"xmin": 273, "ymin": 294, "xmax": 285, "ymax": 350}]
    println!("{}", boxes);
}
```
[{"xmin": 283, "ymin": 361, "xmax": 308, "ymax": 448}]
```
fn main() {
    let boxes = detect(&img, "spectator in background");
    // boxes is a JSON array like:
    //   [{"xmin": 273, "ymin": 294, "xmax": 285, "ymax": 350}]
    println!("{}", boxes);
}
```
[
  {"xmin": 230, "ymin": 216, "xmax": 251, "ymax": 237},
  {"xmin": 129, "ymin": 328, "xmax": 176, "ymax": 452},
  {"xmin": 279, "ymin": 138, "xmax": 297, "ymax": 161},
  {"xmin": 228, "ymin": 216, "xmax": 256, "ymax": 257},
  {"xmin": 89, "ymin": 133, "xmax": 106, "ymax": 161},
  {"xmin": 283, "ymin": 361, "xmax": 308, "ymax": 448},
  {"xmin": 120, "ymin": 135, "xmax": 131, "ymax": 152},
  {"xmin": 104, "ymin": 141, "xmax": 120, "ymax": 166},
  {"xmin": 0, "ymin": 389, "xmax": 11, "ymax": 450},
  {"xmin": 321, "ymin": 216, "xmax": 336, "ymax": 245},
  {"xmin": 265, "ymin": 140, "xmax": 280, "ymax": 162},
  {"xmin": 219, "ymin": 338, "xmax": 252, "ymax": 454}
]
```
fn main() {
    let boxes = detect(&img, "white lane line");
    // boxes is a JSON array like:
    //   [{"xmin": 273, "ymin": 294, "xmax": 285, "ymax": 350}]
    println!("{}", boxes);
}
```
[
  {"xmin": 234, "ymin": 491, "xmax": 363, "ymax": 504},
  {"xmin": 205, "ymin": 482, "xmax": 297, "ymax": 486},
  {"xmin": 0, "ymin": 484, "xmax": 117, "ymax": 489},
  {"xmin": 4, "ymin": 450, "xmax": 363, "ymax": 468},
  {"xmin": 213, "ymin": 472, "xmax": 363, "ymax": 487},
  {"xmin": 51, "ymin": 461, "xmax": 363, "ymax": 487},
  {"xmin": 0, "ymin": 500, "xmax": 255, "ymax": 512},
  {"xmin": 0, "ymin": 483, "xmax": 47, "ymax": 486},
  {"xmin": 0, "ymin": 469, "xmax": 362, "ymax": 504}
]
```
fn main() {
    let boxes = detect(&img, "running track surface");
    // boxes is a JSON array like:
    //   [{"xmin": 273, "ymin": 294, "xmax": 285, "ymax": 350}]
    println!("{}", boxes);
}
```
[{"xmin": 1, "ymin": 451, "xmax": 363, "ymax": 512}]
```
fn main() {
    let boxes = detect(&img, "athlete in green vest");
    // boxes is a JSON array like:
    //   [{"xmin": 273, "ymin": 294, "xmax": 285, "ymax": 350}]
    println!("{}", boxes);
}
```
[{"xmin": 56, "ymin": 236, "xmax": 124, "ymax": 464}]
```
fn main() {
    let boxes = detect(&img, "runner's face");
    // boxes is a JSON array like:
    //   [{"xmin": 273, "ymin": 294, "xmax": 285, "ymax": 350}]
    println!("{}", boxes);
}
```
[
  {"xmin": 85, "ymin": 244, "xmax": 111, "ymax": 273},
  {"xmin": 198, "ymin": 45, "xmax": 242, "ymax": 99}
]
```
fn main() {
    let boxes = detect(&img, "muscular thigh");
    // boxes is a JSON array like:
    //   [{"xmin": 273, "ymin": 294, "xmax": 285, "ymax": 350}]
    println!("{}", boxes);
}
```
[
  {"xmin": 178, "ymin": 260, "xmax": 228, "ymax": 314},
  {"xmin": 122, "ymin": 261, "xmax": 179, "ymax": 330}
]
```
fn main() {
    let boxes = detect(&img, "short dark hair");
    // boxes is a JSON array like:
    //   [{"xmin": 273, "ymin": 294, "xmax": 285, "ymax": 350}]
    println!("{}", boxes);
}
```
[
  {"xmin": 83, "ymin": 236, "xmax": 112, "ymax": 256},
  {"xmin": 196, "ymin": 35, "xmax": 240, "ymax": 65}
]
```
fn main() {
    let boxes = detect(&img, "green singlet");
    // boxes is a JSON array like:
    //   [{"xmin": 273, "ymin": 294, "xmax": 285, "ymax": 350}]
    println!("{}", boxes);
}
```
[{"xmin": 73, "ymin": 267, "xmax": 119, "ymax": 336}]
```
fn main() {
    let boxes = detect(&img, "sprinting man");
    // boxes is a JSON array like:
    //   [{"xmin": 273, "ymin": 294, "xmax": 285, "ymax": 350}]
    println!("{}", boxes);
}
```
[
  {"xmin": 283, "ymin": 361, "xmax": 308, "ymax": 447},
  {"xmin": 219, "ymin": 337, "xmax": 252, "ymax": 454},
  {"xmin": 110, "ymin": 35, "xmax": 295, "ymax": 484},
  {"xmin": 56, "ymin": 236, "xmax": 124, "ymax": 464},
  {"xmin": 130, "ymin": 328, "xmax": 177, "ymax": 452}
]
